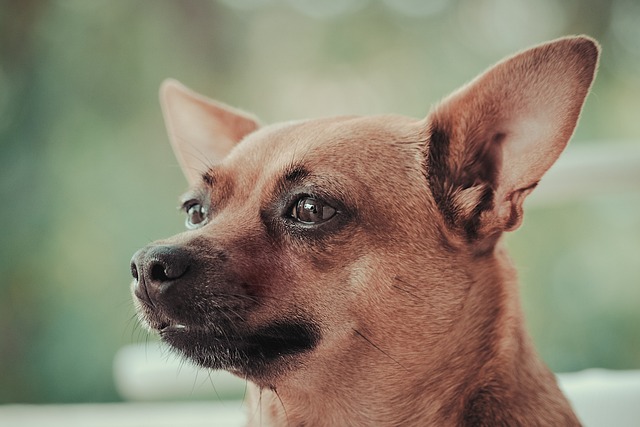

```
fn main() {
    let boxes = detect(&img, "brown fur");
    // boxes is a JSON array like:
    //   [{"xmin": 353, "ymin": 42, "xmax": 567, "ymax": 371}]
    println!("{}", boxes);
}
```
[{"xmin": 131, "ymin": 36, "xmax": 599, "ymax": 426}]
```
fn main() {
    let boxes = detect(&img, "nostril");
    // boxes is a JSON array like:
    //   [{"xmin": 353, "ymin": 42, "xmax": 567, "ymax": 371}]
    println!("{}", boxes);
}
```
[
  {"xmin": 147, "ymin": 254, "xmax": 189, "ymax": 283},
  {"xmin": 150, "ymin": 262, "xmax": 170, "ymax": 282},
  {"xmin": 130, "ymin": 249, "xmax": 145, "ymax": 281},
  {"xmin": 130, "ymin": 262, "xmax": 139, "ymax": 281}
]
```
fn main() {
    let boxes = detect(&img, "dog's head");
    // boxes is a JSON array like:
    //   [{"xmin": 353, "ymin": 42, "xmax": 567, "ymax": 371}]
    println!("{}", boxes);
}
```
[{"xmin": 131, "ymin": 37, "xmax": 598, "ymax": 388}]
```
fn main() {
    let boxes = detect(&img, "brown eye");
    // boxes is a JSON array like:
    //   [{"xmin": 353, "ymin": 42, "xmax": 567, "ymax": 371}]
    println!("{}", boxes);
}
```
[
  {"xmin": 291, "ymin": 197, "xmax": 336, "ymax": 224},
  {"xmin": 185, "ymin": 202, "xmax": 207, "ymax": 229}
]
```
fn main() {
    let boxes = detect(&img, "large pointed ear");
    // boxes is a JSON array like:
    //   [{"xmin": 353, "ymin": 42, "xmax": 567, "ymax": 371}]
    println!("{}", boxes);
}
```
[
  {"xmin": 424, "ymin": 36, "xmax": 599, "ymax": 249},
  {"xmin": 159, "ymin": 79, "xmax": 261, "ymax": 185}
]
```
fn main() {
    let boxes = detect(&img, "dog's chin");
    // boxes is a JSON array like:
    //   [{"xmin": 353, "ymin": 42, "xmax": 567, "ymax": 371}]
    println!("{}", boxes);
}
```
[{"xmin": 155, "ymin": 320, "xmax": 320, "ymax": 382}]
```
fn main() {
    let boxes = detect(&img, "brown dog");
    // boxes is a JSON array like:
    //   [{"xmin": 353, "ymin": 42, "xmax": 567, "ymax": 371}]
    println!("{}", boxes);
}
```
[{"xmin": 131, "ymin": 36, "xmax": 599, "ymax": 426}]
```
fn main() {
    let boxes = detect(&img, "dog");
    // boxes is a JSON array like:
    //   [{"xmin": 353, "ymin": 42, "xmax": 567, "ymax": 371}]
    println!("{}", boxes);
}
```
[{"xmin": 130, "ymin": 36, "xmax": 599, "ymax": 426}]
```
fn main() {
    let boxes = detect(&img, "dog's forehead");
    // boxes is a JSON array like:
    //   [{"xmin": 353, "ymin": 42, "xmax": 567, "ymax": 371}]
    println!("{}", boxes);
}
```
[{"xmin": 228, "ymin": 114, "xmax": 422, "ymax": 172}]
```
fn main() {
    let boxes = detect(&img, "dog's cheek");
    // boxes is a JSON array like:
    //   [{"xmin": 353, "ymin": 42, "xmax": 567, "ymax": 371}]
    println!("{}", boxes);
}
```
[{"xmin": 308, "ymin": 244, "xmax": 347, "ymax": 273}]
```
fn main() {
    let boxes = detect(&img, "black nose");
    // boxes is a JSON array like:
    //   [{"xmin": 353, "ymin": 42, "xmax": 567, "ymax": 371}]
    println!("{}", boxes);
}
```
[{"xmin": 130, "ymin": 245, "xmax": 190, "ymax": 305}]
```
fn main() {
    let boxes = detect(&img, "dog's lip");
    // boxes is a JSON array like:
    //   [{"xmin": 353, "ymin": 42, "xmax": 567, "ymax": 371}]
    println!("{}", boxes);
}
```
[{"xmin": 157, "ymin": 322, "xmax": 231, "ymax": 339}]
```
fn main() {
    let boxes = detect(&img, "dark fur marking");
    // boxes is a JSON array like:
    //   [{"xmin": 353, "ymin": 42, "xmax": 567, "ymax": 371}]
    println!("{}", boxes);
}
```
[
  {"xmin": 460, "ymin": 132, "xmax": 503, "ymax": 190},
  {"xmin": 248, "ymin": 321, "xmax": 320, "ymax": 361},
  {"xmin": 462, "ymin": 386, "xmax": 512, "ymax": 427},
  {"xmin": 202, "ymin": 171, "xmax": 215, "ymax": 187},
  {"xmin": 259, "ymin": 206, "xmax": 281, "ymax": 243},
  {"xmin": 283, "ymin": 165, "xmax": 309, "ymax": 184},
  {"xmin": 426, "ymin": 124, "xmax": 454, "ymax": 225}
]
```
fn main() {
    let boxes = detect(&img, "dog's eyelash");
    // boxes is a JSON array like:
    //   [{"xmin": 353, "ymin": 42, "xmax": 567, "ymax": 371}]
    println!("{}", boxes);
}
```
[{"xmin": 180, "ymin": 199, "xmax": 199, "ymax": 212}]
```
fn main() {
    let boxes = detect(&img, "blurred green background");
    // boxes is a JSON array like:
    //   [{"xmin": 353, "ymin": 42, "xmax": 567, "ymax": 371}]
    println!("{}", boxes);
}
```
[{"xmin": 1, "ymin": 0, "xmax": 638, "ymax": 404}]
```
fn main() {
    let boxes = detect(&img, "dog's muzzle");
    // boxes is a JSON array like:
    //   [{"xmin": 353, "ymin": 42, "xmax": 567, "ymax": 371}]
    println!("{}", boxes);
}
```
[{"xmin": 129, "ymin": 242, "xmax": 320, "ymax": 378}]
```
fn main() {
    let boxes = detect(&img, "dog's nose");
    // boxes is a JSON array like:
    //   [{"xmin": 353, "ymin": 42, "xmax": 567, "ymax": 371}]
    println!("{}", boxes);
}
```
[{"xmin": 130, "ymin": 245, "xmax": 190, "ymax": 305}]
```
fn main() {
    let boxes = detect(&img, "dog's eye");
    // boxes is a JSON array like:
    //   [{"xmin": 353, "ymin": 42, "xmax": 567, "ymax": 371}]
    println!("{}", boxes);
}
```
[
  {"xmin": 185, "ymin": 202, "xmax": 208, "ymax": 229},
  {"xmin": 291, "ymin": 197, "xmax": 336, "ymax": 224}
]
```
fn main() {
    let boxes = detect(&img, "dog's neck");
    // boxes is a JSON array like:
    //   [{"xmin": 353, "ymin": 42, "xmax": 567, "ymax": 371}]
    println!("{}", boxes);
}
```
[{"xmin": 245, "ymin": 243, "xmax": 580, "ymax": 426}]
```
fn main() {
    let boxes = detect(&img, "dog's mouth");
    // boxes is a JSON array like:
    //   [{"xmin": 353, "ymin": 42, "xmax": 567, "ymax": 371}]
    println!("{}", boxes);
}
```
[
  {"xmin": 133, "ymin": 282, "xmax": 321, "ymax": 379},
  {"xmin": 154, "ymin": 318, "xmax": 320, "ymax": 378}
]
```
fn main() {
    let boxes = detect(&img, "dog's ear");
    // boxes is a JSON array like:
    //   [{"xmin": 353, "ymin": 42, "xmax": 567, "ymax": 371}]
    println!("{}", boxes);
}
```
[
  {"xmin": 160, "ymin": 79, "xmax": 261, "ymax": 185},
  {"xmin": 425, "ymin": 36, "xmax": 599, "ymax": 248}
]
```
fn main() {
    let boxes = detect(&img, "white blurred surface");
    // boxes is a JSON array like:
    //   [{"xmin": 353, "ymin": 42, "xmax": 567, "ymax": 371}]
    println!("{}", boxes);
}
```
[
  {"xmin": 0, "ymin": 401, "xmax": 246, "ymax": 427},
  {"xmin": 558, "ymin": 369, "xmax": 640, "ymax": 427}
]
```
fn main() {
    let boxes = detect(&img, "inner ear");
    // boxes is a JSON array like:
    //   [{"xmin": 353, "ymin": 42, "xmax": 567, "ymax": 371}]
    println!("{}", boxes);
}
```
[{"xmin": 426, "ymin": 122, "xmax": 502, "ymax": 240}]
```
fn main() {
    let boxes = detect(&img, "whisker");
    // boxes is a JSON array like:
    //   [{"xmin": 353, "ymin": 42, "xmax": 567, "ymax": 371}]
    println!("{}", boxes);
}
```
[
  {"xmin": 272, "ymin": 386, "xmax": 291, "ymax": 427},
  {"xmin": 241, "ymin": 378, "xmax": 249, "ymax": 408},
  {"xmin": 257, "ymin": 387, "xmax": 263, "ymax": 427},
  {"xmin": 353, "ymin": 328, "xmax": 409, "ymax": 372},
  {"xmin": 394, "ymin": 276, "xmax": 436, "ymax": 308},
  {"xmin": 392, "ymin": 284, "xmax": 421, "ymax": 300},
  {"xmin": 205, "ymin": 369, "xmax": 224, "ymax": 403},
  {"xmin": 189, "ymin": 364, "xmax": 200, "ymax": 396},
  {"xmin": 173, "ymin": 133, "xmax": 216, "ymax": 173}
]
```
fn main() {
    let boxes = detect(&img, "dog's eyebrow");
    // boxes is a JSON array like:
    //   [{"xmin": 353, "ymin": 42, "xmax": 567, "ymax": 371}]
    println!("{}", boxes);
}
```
[
  {"xmin": 202, "ymin": 168, "xmax": 219, "ymax": 187},
  {"xmin": 283, "ymin": 165, "xmax": 309, "ymax": 184}
]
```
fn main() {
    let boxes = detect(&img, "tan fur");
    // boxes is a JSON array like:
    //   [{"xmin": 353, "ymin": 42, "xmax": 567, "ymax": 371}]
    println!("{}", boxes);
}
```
[{"xmin": 132, "ymin": 36, "xmax": 599, "ymax": 426}]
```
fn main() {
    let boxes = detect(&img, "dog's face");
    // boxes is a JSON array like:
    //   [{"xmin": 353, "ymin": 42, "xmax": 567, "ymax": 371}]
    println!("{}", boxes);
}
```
[
  {"xmin": 131, "ymin": 37, "xmax": 598, "ymax": 389},
  {"xmin": 132, "ymin": 115, "xmax": 451, "ymax": 384}
]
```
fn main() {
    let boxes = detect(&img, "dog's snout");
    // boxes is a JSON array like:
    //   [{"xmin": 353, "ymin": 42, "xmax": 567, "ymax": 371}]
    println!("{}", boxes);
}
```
[{"xmin": 130, "ymin": 245, "xmax": 191, "ymax": 304}]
